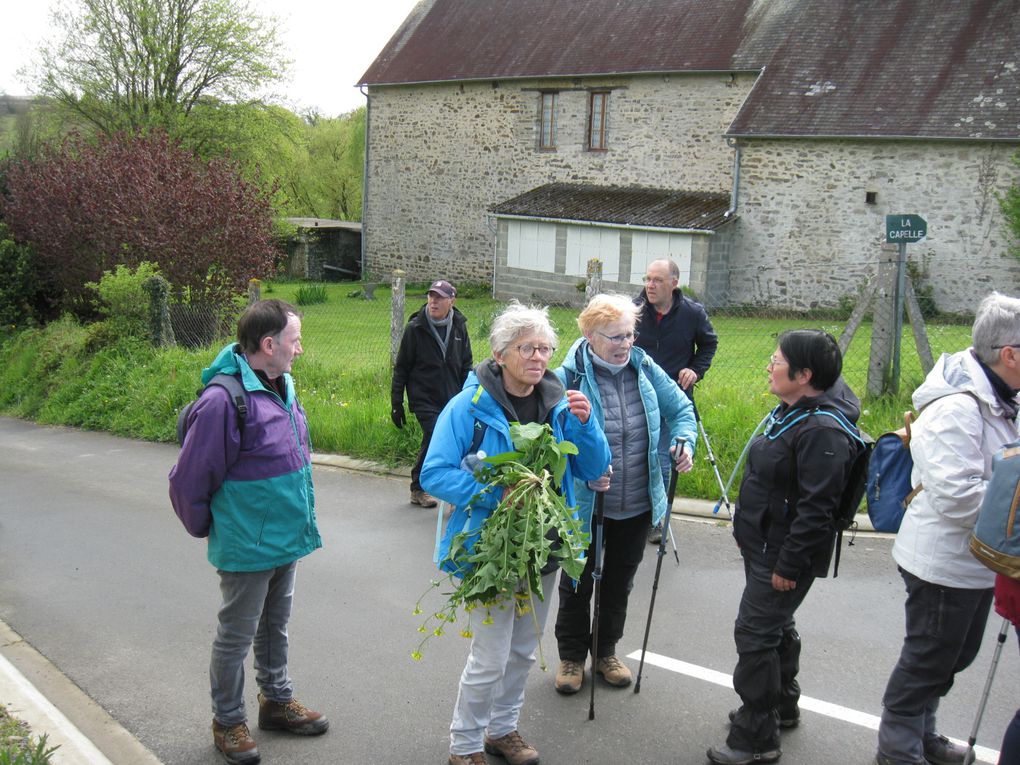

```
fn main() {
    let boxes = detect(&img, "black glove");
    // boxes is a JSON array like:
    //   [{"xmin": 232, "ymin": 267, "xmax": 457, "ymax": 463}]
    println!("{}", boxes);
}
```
[{"xmin": 391, "ymin": 404, "xmax": 406, "ymax": 429}]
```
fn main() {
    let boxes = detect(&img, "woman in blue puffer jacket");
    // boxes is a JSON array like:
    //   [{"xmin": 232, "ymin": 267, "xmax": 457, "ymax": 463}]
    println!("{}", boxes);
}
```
[
  {"xmin": 421, "ymin": 302, "xmax": 610, "ymax": 765},
  {"xmin": 552, "ymin": 293, "xmax": 697, "ymax": 696}
]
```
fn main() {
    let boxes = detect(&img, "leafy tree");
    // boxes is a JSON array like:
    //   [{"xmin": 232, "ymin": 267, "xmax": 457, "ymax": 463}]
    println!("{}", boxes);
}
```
[
  {"xmin": 282, "ymin": 108, "xmax": 365, "ymax": 220},
  {"xmin": 1003, "ymin": 152, "xmax": 1020, "ymax": 259},
  {"xmin": 0, "ymin": 130, "xmax": 277, "ymax": 312},
  {"xmin": 27, "ymin": 0, "xmax": 288, "ymax": 136}
]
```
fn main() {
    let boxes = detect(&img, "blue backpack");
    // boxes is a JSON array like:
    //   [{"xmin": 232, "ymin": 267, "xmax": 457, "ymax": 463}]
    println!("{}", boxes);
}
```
[
  {"xmin": 971, "ymin": 439, "xmax": 1020, "ymax": 579},
  {"xmin": 865, "ymin": 412, "xmax": 918, "ymax": 533}
]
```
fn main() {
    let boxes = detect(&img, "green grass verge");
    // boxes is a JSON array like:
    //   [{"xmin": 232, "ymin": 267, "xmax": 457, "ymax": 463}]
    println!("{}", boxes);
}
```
[{"xmin": 0, "ymin": 282, "xmax": 973, "ymax": 499}]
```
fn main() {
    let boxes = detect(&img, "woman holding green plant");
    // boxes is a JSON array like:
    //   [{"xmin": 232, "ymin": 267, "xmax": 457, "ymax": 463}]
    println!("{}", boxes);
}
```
[
  {"xmin": 421, "ymin": 301, "xmax": 610, "ymax": 765},
  {"xmin": 552, "ymin": 293, "xmax": 697, "ymax": 695}
]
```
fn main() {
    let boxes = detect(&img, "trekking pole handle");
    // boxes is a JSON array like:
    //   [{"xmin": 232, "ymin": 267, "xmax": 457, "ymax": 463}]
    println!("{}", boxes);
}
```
[{"xmin": 671, "ymin": 436, "xmax": 687, "ymax": 468}]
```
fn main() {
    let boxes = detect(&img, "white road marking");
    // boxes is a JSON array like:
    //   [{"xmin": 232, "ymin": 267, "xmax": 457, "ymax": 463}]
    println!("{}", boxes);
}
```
[{"xmin": 625, "ymin": 650, "xmax": 1000, "ymax": 764}]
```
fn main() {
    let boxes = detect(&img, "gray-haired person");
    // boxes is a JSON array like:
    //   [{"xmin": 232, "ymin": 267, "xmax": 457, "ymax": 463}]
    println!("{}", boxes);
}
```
[{"xmin": 877, "ymin": 292, "xmax": 1020, "ymax": 765}]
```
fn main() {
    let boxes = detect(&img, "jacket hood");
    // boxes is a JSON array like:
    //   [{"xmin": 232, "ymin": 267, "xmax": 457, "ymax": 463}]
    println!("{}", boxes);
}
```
[
  {"xmin": 783, "ymin": 376, "xmax": 861, "ymax": 424},
  {"xmin": 473, "ymin": 357, "xmax": 565, "ymax": 423},
  {"xmin": 912, "ymin": 349, "xmax": 1003, "ymax": 415},
  {"xmin": 201, "ymin": 342, "xmax": 295, "ymax": 402}
]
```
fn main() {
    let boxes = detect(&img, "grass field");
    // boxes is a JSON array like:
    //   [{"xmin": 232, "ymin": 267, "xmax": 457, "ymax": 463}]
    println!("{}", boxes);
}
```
[{"xmin": 0, "ymin": 280, "xmax": 973, "ymax": 500}]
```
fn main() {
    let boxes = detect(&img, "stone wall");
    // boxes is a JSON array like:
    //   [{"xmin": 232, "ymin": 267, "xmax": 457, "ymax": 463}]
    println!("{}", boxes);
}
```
[
  {"xmin": 365, "ymin": 74, "xmax": 1020, "ymax": 313},
  {"xmin": 729, "ymin": 139, "xmax": 1020, "ymax": 314},
  {"xmin": 363, "ymin": 72, "xmax": 753, "ymax": 284}
]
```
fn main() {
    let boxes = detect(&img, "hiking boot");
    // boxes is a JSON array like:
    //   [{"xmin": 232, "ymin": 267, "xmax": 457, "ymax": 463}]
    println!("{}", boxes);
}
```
[
  {"xmin": 449, "ymin": 753, "xmax": 488, "ymax": 765},
  {"xmin": 648, "ymin": 524, "xmax": 663, "ymax": 544},
  {"xmin": 706, "ymin": 743, "xmax": 782, "ymax": 764},
  {"xmin": 728, "ymin": 707, "xmax": 800, "ymax": 729},
  {"xmin": 595, "ymin": 655, "xmax": 632, "ymax": 687},
  {"xmin": 411, "ymin": 490, "xmax": 439, "ymax": 508},
  {"xmin": 554, "ymin": 659, "xmax": 584, "ymax": 694},
  {"xmin": 923, "ymin": 734, "xmax": 968, "ymax": 765},
  {"xmin": 212, "ymin": 720, "xmax": 260, "ymax": 764},
  {"xmin": 256, "ymin": 693, "xmax": 329, "ymax": 735},
  {"xmin": 484, "ymin": 730, "xmax": 539, "ymax": 765}
]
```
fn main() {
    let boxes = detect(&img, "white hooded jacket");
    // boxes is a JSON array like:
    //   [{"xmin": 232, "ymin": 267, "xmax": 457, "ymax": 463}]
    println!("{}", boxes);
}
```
[{"xmin": 892, "ymin": 349, "xmax": 1019, "ymax": 589}]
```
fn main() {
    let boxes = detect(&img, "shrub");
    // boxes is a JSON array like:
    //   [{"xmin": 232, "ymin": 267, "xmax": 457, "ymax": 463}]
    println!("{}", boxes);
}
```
[
  {"xmin": 295, "ymin": 283, "xmax": 328, "ymax": 305},
  {"xmin": 0, "ymin": 223, "xmax": 48, "ymax": 332},
  {"xmin": 0, "ymin": 131, "xmax": 278, "ymax": 313}
]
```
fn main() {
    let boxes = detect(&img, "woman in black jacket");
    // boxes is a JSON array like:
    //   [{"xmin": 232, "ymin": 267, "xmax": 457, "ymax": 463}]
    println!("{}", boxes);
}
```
[{"xmin": 707, "ymin": 330, "xmax": 863, "ymax": 765}]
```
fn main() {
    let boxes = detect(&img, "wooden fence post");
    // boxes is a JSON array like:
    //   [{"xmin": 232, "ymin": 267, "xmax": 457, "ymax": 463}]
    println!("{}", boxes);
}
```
[
  {"xmin": 585, "ymin": 258, "xmax": 603, "ymax": 304},
  {"xmin": 391, "ymin": 269, "xmax": 406, "ymax": 366}
]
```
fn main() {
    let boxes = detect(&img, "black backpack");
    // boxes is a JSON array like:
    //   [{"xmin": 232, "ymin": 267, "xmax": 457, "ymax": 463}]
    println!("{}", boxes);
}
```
[{"xmin": 176, "ymin": 374, "xmax": 248, "ymax": 446}]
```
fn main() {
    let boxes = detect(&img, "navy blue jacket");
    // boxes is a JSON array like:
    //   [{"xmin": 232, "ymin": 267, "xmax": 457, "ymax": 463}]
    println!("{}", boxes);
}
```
[{"xmin": 634, "ymin": 289, "xmax": 718, "ymax": 385}]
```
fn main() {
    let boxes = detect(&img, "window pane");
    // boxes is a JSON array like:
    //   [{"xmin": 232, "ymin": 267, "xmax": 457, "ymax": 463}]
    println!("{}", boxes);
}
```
[
  {"xmin": 540, "ymin": 93, "xmax": 557, "ymax": 149},
  {"xmin": 589, "ymin": 92, "xmax": 607, "ymax": 150}
]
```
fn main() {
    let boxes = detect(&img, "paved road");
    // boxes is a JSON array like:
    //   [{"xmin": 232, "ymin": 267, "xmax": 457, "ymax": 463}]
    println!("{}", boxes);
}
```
[{"xmin": 0, "ymin": 417, "xmax": 1016, "ymax": 765}]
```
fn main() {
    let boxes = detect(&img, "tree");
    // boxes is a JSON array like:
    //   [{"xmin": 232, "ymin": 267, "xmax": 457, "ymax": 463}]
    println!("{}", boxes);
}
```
[
  {"xmin": 282, "ymin": 108, "xmax": 365, "ymax": 220},
  {"xmin": 28, "ymin": 0, "xmax": 288, "ymax": 136},
  {"xmin": 0, "ymin": 130, "xmax": 277, "ymax": 311}
]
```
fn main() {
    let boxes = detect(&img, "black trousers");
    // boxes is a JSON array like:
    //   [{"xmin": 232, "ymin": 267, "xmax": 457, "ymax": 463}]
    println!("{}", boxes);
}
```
[
  {"xmin": 410, "ymin": 410, "xmax": 439, "ymax": 492},
  {"xmin": 727, "ymin": 551, "xmax": 815, "ymax": 752},
  {"xmin": 554, "ymin": 510, "xmax": 650, "ymax": 661}
]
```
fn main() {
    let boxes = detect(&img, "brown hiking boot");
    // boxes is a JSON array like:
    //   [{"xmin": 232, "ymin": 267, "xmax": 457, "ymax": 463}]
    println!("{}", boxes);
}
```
[
  {"xmin": 448, "ymin": 753, "xmax": 489, "ymax": 765},
  {"xmin": 484, "ymin": 730, "xmax": 539, "ymax": 765},
  {"xmin": 595, "ymin": 655, "xmax": 632, "ymax": 687},
  {"xmin": 256, "ymin": 693, "xmax": 329, "ymax": 735},
  {"xmin": 411, "ymin": 489, "xmax": 439, "ymax": 507},
  {"xmin": 212, "ymin": 720, "xmax": 260, "ymax": 764},
  {"xmin": 554, "ymin": 659, "xmax": 584, "ymax": 694}
]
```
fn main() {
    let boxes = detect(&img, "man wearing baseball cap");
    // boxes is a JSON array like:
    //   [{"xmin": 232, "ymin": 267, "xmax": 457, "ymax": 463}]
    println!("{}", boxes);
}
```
[{"xmin": 391, "ymin": 280, "xmax": 474, "ymax": 507}]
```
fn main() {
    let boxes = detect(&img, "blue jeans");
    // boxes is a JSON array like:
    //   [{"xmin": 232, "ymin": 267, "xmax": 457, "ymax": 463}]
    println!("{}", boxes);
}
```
[
  {"xmin": 878, "ymin": 568, "xmax": 993, "ymax": 764},
  {"xmin": 449, "ymin": 573, "xmax": 555, "ymax": 755},
  {"xmin": 210, "ymin": 562, "xmax": 298, "ymax": 725}
]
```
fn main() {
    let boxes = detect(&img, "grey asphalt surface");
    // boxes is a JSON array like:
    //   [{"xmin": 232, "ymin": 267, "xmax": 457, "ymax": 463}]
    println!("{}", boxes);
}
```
[{"xmin": 0, "ymin": 416, "xmax": 1016, "ymax": 765}]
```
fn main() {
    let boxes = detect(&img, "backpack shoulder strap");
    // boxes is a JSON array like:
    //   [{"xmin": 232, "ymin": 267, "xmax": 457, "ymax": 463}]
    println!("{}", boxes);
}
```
[
  {"xmin": 565, "ymin": 343, "xmax": 586, "ymax": 392},
  {"xmin": 206, "ymin": 374, "xmax": 248, "ymax": 433}
]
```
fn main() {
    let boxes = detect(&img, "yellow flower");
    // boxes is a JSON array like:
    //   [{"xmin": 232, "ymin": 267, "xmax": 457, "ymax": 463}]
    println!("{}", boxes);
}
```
[
  {"xmin": 460, "ymin": 629, "xmax": 473, "ymax": 639},
  {"xmin": 411, "ymin": 651, "xmax": 423, "ymax": 661}
]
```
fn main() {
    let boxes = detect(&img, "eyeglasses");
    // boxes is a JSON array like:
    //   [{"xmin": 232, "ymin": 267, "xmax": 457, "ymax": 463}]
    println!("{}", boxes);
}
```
[
  {"xmin": 516, "ymin": 343, "xmax": 556, "ymax": 359},
  {"xmin": 642, "ymin": 276, "xmax": 668, "ymax": 286},
  {"xmin": 597, "ymin": 330, "xmax": 639, "ymax": 345},
  {"xmin": 768, "ymin": 355, "xmax": 789, "ymax": 368},
  {"xmin": 992, "ymin": 344, "xmax": 1020, "ymax": 350}
]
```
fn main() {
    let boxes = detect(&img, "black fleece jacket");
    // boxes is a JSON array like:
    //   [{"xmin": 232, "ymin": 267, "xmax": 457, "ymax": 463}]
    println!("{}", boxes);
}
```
[
  {"xmin": 733, "ymin": 380, "xmax": 862, "ymax": 580},
  {"xmin": 633, "ymin": 288, "xmax": 718, "ymax": 384},
  {"xmin": 391, "ymin": 305, "xmax": 473, "ymax": 415}
]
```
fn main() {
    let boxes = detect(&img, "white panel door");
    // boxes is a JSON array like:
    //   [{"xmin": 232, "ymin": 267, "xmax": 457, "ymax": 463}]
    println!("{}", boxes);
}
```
[
  {"xmin": 507, "ymin": 220, "xmax": 556, "ymax": 272},
  {"xmin": 630, "ymin": 231, "xmax": 693, "ymax": 286},
  {"xmin": 565, "ymin": 226, "xmax": 621, "ymax": 278}
]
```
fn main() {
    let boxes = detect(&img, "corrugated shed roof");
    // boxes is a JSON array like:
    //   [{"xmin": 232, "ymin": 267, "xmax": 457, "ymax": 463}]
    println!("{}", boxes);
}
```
[
  {"xmin": 489, "ymin": 184, "xmax": 733, "ymax": 232},
  {"xmin": 726, "ymin": 0, "xmax": 1020, "ymax": 140},
  {"xmin": 360, "ymin": 0, "xmax": 1020, "ymax": 141},
  {"xmin": 358, "ymin": 0, "xmax": 798, "ymax": 86}
]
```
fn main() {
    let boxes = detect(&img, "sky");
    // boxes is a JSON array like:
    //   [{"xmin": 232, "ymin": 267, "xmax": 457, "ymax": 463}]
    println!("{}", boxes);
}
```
[{"xmin": 0, "ymin": 0, "xmax": 422, "ymax": 117}]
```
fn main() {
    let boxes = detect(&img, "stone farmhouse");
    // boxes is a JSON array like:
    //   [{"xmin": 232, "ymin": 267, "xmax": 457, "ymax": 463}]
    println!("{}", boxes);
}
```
[{"xmin": 358, "ymin": 0, "xmax": 1020, "ymax": 312}]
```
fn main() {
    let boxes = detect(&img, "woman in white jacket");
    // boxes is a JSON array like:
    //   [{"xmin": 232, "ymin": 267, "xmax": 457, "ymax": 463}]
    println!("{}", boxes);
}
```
[{"xmin": 877, "ymin": 292, "xmax": 1020, "ymax": 765}]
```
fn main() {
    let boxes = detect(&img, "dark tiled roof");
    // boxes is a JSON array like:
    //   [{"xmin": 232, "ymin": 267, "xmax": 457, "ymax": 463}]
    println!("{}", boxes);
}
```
[
  {"xmin": 726, "ymin": 0, "xmax": 1020, "ymax": 140},
  {"xmin": 360, "ymin": 0, "xmax": 1020, "ymax": 141},
  {"xmin": 358, "ymin": 0, "xmax": 793, "ymax": 85},
  {"xmin": 489, "ymin": 184, "xmax": 733, "ymax": 232}
]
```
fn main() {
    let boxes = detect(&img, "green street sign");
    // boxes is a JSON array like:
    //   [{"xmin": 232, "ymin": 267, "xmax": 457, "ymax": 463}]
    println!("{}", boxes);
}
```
[{"xmin": 886, "ymin": 214, "xmax": 927, "ymax": 243}]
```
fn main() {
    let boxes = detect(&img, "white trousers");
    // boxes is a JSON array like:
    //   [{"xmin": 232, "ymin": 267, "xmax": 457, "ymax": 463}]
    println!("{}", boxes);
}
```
[{"xmin": 449, "ymin": 572, "xmax": 555, "ymax": 755}]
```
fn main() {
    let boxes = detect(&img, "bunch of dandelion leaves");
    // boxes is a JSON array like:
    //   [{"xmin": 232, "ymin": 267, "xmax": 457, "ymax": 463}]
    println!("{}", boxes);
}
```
[{"xmin": 413, "ymin": 422, "xmax": 590, "ymax": 661}]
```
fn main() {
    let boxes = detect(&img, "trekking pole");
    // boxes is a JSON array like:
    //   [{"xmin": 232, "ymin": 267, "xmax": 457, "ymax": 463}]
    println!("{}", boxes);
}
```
[
  {"xmin": 962, "ymin": 617, "xmax": 1011, "ymax": 765},
  {"xmin": 588, "ymin": 489, "xmax": 607, "ymax": 721},
  {"xmin": 635, "ymin": 436, "xmax": 685, "ymax": 694},
  {"xmin": 692, "ymin": 398, "xmax": 732, "ymax": 520}
]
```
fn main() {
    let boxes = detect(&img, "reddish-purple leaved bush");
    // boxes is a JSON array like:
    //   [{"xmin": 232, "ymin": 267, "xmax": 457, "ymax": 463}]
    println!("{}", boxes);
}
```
[{"xmin": 1, "ymin": 131, "xmax": 277, "ymax": 308}]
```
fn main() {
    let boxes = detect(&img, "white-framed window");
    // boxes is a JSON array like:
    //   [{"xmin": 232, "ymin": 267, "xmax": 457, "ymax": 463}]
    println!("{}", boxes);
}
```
[{"xmin": 566, "ymin": 226, "xmax": 620, "ymax": 278}]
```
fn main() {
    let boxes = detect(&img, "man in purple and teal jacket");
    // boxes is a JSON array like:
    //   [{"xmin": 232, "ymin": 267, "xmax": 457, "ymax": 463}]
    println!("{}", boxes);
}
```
[{"xmin": 169, "ymin": 299, "xmax": 328, "ymax": 765}]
